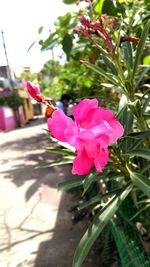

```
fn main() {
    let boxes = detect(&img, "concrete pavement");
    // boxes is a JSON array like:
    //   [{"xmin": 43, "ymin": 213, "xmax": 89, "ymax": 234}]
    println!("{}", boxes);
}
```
[{"xmin": 0, "ymin": 118, "xmax": 98, "ymax": 267}]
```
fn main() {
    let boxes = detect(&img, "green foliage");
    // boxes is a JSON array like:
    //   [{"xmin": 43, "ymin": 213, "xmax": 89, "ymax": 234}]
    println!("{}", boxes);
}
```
[
  {"xmin": 132, "ymin": 19, "xmax": 150, "ymax": 80},
  {"xmin": 40, "ymin": 12, "xmax": 77, "ymax": 60},
  {"xmin": 39, "ymin": 57, "xmax": 95, "ymax": 100},
  {"xmin": 19, "ymin": 71, "xmax": 37, "ymax": 82},
  {"xmin": 72, "ymin": 184, "xmax": 132, "ymax": 267},
  {"xmin": 0, "ymin": 93, "xmax": 24, "ymax": 110},
  {"xmin": 40, "ymin": 60, "xmax": 61, "ymax": 78}
]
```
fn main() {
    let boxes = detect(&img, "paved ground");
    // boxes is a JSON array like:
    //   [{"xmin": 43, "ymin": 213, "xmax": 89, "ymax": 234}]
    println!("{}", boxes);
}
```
[{"xmin": 0, "ymin": 118, "xmax": 99, "ymax": 267}]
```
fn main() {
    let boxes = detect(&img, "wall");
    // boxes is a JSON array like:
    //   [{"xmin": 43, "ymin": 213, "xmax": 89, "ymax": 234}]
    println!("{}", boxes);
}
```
[{"xmin": 0, "ymin": 106, "xmax": 24, "ymax": 131}]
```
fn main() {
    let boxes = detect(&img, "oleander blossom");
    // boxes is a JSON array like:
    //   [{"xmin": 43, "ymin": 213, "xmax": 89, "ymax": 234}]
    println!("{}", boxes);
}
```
[
  {"xmin": 48, "ymin": 98, "xmax": 124, "ymax": 175},
  {"xmin": 23, "ymin": 80, "xmax": 56, "ymax": 117},
  {"xmin": 23, "ymin": 80, "xmax": 46, "ymax": 104}
]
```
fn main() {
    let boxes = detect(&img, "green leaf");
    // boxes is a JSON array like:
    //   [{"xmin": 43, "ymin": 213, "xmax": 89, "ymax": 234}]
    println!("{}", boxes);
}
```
[
  {"xmin": 118, "ymin": 94, "xmax": 128, "ymax": 112},
  {"xmin": 38, "ymin": 26, "xmax": 43, "ymax": 34},
  {"xmin": 27, "ymin": 39, "xmax": 38, "ymax": 52},
  {"xmin": 102, "ymin": 0, "xmax": 118, "ymax": 16},
  {"xmin": 62, "ymin": 0, "xmax": 76, "ymax": 4},
  {"xmin": 136, "ymin": 65, "xmax": 150, "ymax": 87},
  {"xmin": 50, "ymin": 137, "xmax": 75, "ymax": 152},
  {"xmin": 78, "ymin": 195, "xmax": 102, "ymax": 210},
  {"xmin": 41, "ymin": 32, "xmax": 58, "ymax": 50},
  {"xmin": 141, "ymin": 164, "xmax": 150, "ymax": 174},
  {"xmin": 143, "ymin": 113, "xmax": 150, "ymax": 119},
  {"xmin": 132, "ymin": 19, "xmax": 150, "ymax": 79},
  {"xmin": 126, "ymin": 130, "xmax": 150, "ymax": 139},
  {"xmin": 94, "ymin": 0, "xmax": 105, "ymax": 15},
  {"xmin": 131, "ymin": 203, "xmax": 150, "ymax": 220},
  {"xmin": 124, "ymin": 149, "xmax": 150, "ymax": 160},
  {"xmin": 143, "ymin": 94, "xmax": 150, "ymax": 113},
  {"xmin": 82, "ymin": 61, "xmax": 118, "ymax": 85},
  {"xmin": 101, "ymin": 55, "xmax": 118, "ymax": 75},
  {"xmin": 128, "ymin": 99, "xmax": 142, "ymax": 117},
  {"xmin": 129, "ymin": 171, "xmax": 150, "ymax": 198},
  {"xmin": 45, "ymin": 147, "xmax": 75, "ymax": 156},
  {"xmin": 123, "ymin": 41, "xmax": 133, "ymax": 68},
  {"xmin": 37, "ymin": 158, "xmax": 73, "ymax": 169},
  {"xmin": 78, "ymin": 188, "xmax": 125, "ymax": 210},
  {"xmin": 143, "ymin": 55, "xmax": 150, "ymax": 65},
  {"xmin": 72, "ymin": 184, "xmax": 132, "ymax": 267},
  {"xmin": 83, "ymin": 171, "xmax": 100, "ymax": 195},
  {"xmin": 62, "ymin": 33, "xmax": 73, "ymax": 60},
  {"xmin": 58, "ymin": 176, "xmax": 85, "ymax": 191},
  {"xmin": 55, "ymin": 12, "xmax": 71, "ymax": 28},
  {"xmin": 118, "ymin": 105, "xmax": 134, "ymax": 152}
]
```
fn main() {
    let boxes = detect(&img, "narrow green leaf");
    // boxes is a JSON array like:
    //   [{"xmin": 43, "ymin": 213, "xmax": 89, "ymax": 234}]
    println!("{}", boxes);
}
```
[
  {"xmin": 83, "ymin": 171, "xmax": 100, "ymax": 195},
  {"xmin": 141, "ymin": 164, "xmax": 150, "ymax": 174},
  {"xmin": 78, "ymin": 188, "xmax": 125, "ymax": 210},
  {"xmin": 123, "ymin": 41, "xmax": 133, "ymax": 68},
  {"xmin": 129, "ymin": 171, "xmax": 150, "ymax": 198},
  {"xmin": 143, "ymin": 94, "xmax": 150, "ymax": 113},
  {"xmin": 41, "ymin": 32, "xmax": 58, "ymax": 50},
  {"xmin": 58, "ymin": 176, "xmax": 85, "ymax": 191},
  {"xmin": 27, "ymin": 39, "xmax": 38, "ymax": 52},
  {"xmin": 132, "ymin": 20, "xmax": 150, "ymax": 79},
  {"xmin": 78, "ymin": 195, "xmax": 102, "ymax": 210},
  {"xmin": 72, "ymin": 184, "xmax": 132, "ymax": 267},
  {"xmin": 127, "ymin": 139, "xmax": 143, "ymax": 151},
  {"xmin": 50, "ymin": 137, "xmax": 75, "ymax": 152},
  {"xmin": 131, "ymin": 203, "xmax": 150, "ymax": 220},
  {"xmin": 82, "ymin": 61, "xmax": 118, "ymax": 85},
  {"xmin": 136, "ymin": 65, "xmax": 150, "ymax": 87},
  {"xmin": 37, "ymin": 158, "xmax": 73, "ymax": 169},
  {"xmin": 126, "ymin": 130, "xmax": 150, "ymax": 139},
  {"xmin": 45, "ymin": 147, "xmax": 75, "ymax": 156},
  {"xmin": 101, "ymin": 55, "xmax": 118, "ymax": 75},
  {"xmin": 143, "ymin": 113, "xmax": 150, "ymax": 119},
  {"xmin": 62, "ymin": 0, "xmax": 76, "ymax": 4},
  {"xmin": 124, "ymin": 149, "xmax": 150, "ymax": 160}
]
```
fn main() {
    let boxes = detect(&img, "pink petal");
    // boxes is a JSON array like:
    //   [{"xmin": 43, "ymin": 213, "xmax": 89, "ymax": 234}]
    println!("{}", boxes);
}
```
[
  {"xmin": 64, "ymin": 121, "xmax": 79, "ymax": 147},
  {"xmin": 94, "ymin": 147, "xmax": 109, "ymax": 172},
  {"xmin": 92, "ymin": 107, "xmax": 115, "ymax": 124},
  {"xmin": 92, "ymin": 108, "xmax": 124, "ymax": 143},
  {"xmin": 91, "ymin": 121, "xmax": 112, "ymax": 136},
  {"xmin": 48, "ymin": 109, "xmax": 76, "ymax": 142},
  {"xmin": 78, "ymin": 130, "xmax": 99, "ymax": 157},
  {"xmin": 72, "ymin": 98, "xmax": 98, "ymax": 125},
  {"xmin": 107, "ymin": 119, "xmax": 124, "ymax": 144},
  {"xmin": 72, "ymin": 149, "xmax": 94, "ymax": 175}
]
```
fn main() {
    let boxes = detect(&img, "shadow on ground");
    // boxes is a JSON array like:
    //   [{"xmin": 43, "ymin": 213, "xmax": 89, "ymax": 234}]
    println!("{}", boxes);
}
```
[
  {"xmin": 0, "ymin": 118, "xmax": 65, "ymax": 201},
  {"xmin": 0, "ymin": 117, "xmax": 110, "ymax": 267},
  {"xmin": 34, "ymin": 191, "xmax": 101, "ymax": 267}
]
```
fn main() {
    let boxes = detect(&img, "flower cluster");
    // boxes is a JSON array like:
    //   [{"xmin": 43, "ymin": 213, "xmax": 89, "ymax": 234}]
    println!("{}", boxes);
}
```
[
  {"xmin": 48, "ymin": 98, "xmax": 124, "ymax": 175},
  {"xmin": 74, "ymin": 15, "xmax": 116, "ymax": 54}
]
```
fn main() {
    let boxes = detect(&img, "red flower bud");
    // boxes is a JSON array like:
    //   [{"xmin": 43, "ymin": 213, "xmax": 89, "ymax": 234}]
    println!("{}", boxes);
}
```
[{"xmin": 23, "ymin": 80, "xmax": 46, "ymax": 104}]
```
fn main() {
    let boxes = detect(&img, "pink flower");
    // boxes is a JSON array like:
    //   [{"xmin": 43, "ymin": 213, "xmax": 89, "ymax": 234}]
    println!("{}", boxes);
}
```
[
  {"xmin": 23, "ymin": 80, "xmax": 46, "ymax": 104},
  {"xmin": 47, "ymin": 99, "xmax": 124, "ymax": 175}
]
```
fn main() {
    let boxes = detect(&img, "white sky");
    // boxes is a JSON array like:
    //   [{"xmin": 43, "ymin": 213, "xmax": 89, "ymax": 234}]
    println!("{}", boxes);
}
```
[{"xmin": 0, "ymin": 0, "xmax": 77, "ymax": 74}]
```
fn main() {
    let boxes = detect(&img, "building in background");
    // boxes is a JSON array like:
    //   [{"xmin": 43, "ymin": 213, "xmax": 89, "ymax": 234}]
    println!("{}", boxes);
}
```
[{"xmin": 0, "ymin": 65, "xmax": 34, "ymax": 131}]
